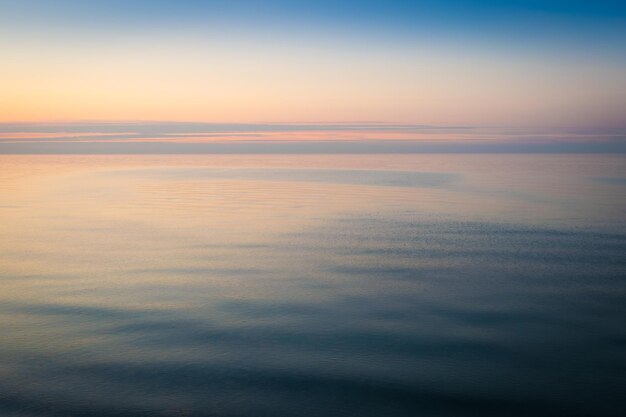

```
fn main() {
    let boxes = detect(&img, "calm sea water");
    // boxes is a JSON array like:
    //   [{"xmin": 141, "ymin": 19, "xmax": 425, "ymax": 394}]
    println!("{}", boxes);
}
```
[{"xmin": 0, "ymin": 155, "xmax": 625, "ymax": 417}]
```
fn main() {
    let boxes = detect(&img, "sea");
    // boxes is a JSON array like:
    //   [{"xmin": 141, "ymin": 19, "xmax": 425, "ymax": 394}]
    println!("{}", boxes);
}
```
[{"xmin": 0, "ymin": 154, "xmax": 624, "ymax": 417}]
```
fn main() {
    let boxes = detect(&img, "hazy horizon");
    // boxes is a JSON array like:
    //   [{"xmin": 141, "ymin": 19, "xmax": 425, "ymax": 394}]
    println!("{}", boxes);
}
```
[{"xmin": 1, "ymin": 121, "xmax": 625, "ymax": 154}]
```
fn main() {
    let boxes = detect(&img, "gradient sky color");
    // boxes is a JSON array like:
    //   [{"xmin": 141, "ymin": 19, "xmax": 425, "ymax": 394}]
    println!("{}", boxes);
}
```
[{"xmin": 1, "ymin": 1, "xmax": 625, "ymax": 128}]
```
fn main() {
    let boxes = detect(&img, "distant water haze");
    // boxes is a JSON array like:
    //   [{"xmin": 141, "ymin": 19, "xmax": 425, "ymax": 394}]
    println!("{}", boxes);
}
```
[{"xmin": 1, "ymin": 123, "xmax": 624, "ymax": 153}]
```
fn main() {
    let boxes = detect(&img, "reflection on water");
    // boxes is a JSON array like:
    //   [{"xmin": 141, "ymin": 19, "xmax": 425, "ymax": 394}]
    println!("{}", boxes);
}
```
[{"xmin": 0, "ymin": 155, "xmax": 625, "ymax": 417}]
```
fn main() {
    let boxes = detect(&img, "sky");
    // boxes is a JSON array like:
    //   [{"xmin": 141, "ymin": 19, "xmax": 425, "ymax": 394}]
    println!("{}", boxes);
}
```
[{"xmin": 0, "ymin": 1, "xmax": 625, "ymax": 152}]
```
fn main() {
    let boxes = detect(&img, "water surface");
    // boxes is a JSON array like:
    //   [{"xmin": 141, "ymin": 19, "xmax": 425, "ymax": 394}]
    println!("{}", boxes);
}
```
[{"xmin": 0, "ymin": 154, "xmax": 625, "ymax": 417}]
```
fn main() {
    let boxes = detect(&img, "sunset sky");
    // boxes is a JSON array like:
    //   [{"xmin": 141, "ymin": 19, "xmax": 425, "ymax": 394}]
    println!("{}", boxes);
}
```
[{"xmin": 1, "ymin": 1, "xmax": 625, "ymax": 152}]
